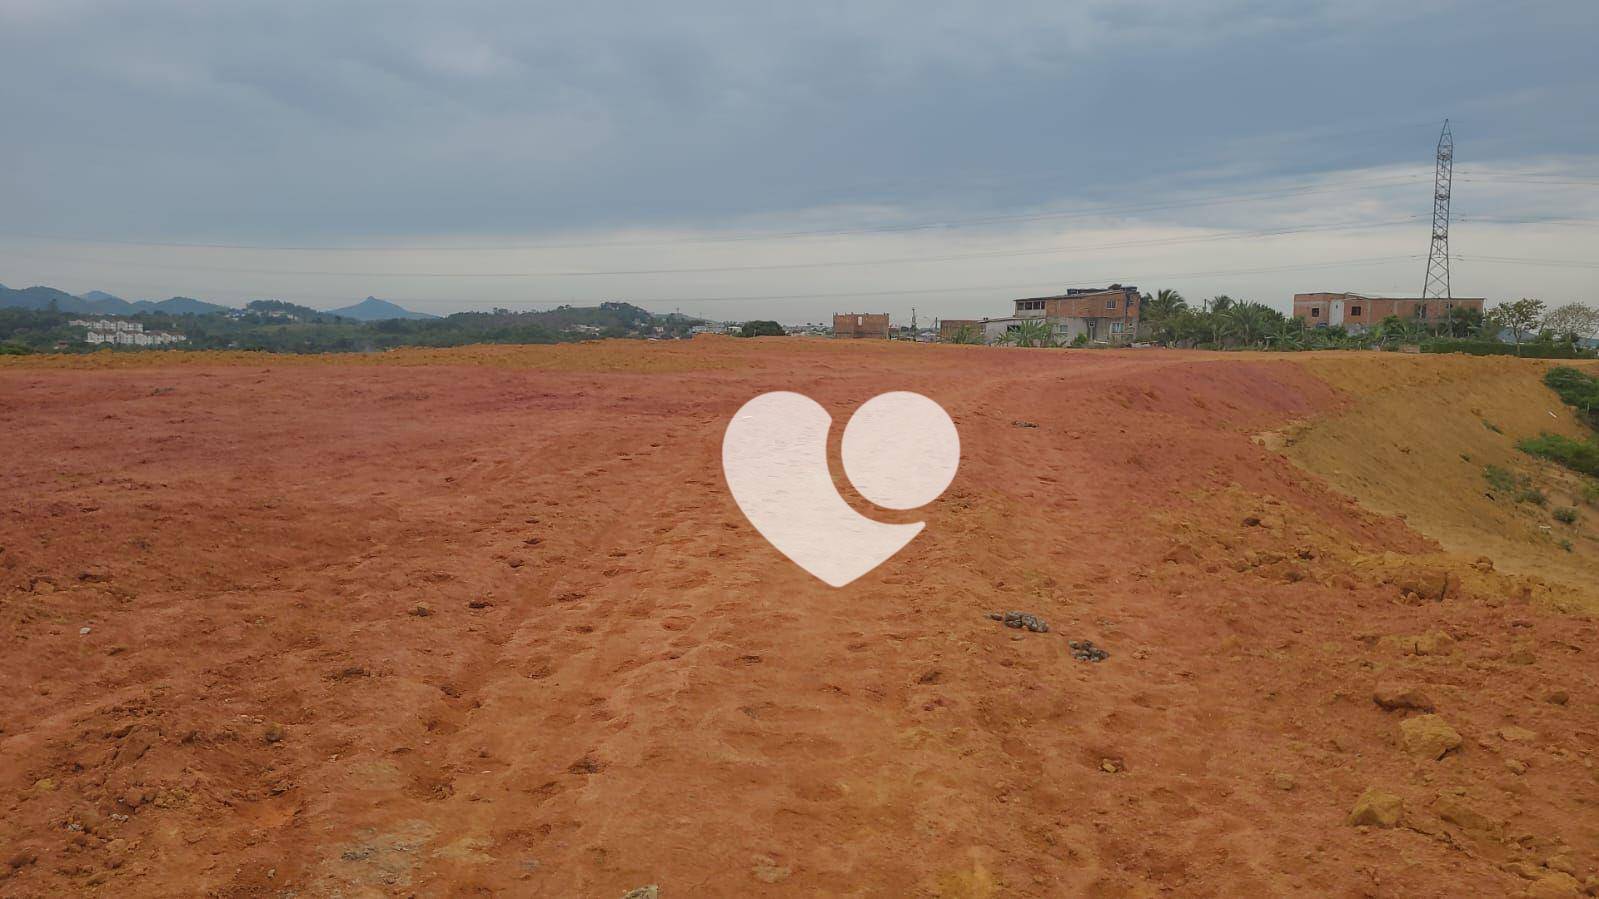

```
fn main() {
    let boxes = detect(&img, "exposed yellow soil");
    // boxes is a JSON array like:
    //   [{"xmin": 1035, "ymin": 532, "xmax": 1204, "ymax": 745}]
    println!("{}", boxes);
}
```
[{"xmin": 1274, "ymin": 352, "xmax": 1599, "ymax": 613}]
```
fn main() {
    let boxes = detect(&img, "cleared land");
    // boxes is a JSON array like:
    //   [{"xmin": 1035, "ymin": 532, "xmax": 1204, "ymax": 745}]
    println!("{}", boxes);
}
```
[{"xmin": 1, "ymin": 340, "xmax": 1596, "ymax": 897}]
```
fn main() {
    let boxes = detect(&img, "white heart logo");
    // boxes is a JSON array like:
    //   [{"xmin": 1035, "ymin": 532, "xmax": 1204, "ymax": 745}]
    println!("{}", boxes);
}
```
[{"xmin": 721, "ymin": 391, "xmax": 960, "ymax": 587}]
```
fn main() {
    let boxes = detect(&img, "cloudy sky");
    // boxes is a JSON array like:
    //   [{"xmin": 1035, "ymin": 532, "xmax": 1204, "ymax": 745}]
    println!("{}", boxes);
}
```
[{"xmin": 2, "ymin": 0, "xmax": 1596, "ymax": 322}]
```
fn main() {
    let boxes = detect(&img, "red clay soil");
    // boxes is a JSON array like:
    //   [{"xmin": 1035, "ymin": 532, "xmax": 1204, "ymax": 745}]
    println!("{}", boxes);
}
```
[{"xmin": 1, "ymin": 340, "xmax": 1595, "ymax": 897}]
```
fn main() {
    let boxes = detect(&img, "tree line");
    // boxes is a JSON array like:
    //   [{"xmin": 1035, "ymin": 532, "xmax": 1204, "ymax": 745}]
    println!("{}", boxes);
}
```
[
  {"xmin": 973, "ymin": 291, "xmax": 1597, "ymax": 355},
  {"xmin": 1140, "ymin": 291, "xmax": 1597, "ymax": 353},
  {"xmin": 0, "ymin": 302, "xmax": 705, "ymax": 355}
]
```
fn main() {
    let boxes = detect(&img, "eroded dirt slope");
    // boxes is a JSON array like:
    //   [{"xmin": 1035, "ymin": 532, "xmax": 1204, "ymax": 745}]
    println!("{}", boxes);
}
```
[
  {"xmin": 1, "ymin": 341, "xmax": 1595, "ymax": 897},
  {"xmin": 1277, "ymin": 353, "xmax": 1599, "ymax": 612}
]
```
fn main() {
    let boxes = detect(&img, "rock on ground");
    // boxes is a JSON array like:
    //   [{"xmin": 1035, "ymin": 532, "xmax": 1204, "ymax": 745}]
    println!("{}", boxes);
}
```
[
  {"xmin": 1373, "ymin": 682, "xmax": 1435, "ymax": 712},
  {"xmin": 1347, "ymin": 788, "xmax": 1403, "ymax": 828},
  {"xmin": 1400, "ymin": 714, "xmax": 1463, "ymax": 761},
  {"xmin": 1524, "ymin": 870, "xmax": 1583, "ymax": 898}
]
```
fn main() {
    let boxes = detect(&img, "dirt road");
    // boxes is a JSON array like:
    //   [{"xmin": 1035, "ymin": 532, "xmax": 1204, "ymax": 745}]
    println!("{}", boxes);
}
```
[{"xmin": 2, "ymin": 340, "xmax": 1595, "ymax": 897}]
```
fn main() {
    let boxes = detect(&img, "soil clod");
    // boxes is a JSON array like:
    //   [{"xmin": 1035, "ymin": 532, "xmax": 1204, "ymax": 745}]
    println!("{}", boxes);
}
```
[
  {"xmin": 1069, "ymin": 640, "xmax": 1109, "ymax": 662},
  {"xmin": 991, "ymin": 611, "xmax": 1049, "ymax": 632}
]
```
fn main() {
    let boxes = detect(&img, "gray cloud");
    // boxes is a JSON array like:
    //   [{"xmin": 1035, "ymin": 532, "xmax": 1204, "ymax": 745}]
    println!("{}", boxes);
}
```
[{"xmin": 1, "ymin": 0, "xmax": 1595, "ymax": 320}]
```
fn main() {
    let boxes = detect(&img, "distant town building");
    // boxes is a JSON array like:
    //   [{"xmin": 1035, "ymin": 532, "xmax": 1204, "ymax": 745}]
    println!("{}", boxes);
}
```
[
  {"xmin": 833, "ymin": 313, "xmax": 891, "ymax": 339},
  {"xmin": 1292, "ymin": 292, "xmax": 1485, "ymax": 332},
  {"xmin": 72, "ymin": 319, "xmax": 187, "ymax": 347},
  {"xmin": 780, "ymin": 322, "xmax": 830, "ymax": 337},
  {"xmin": 983, "ymin": 285, "xmax": 1141, "ymax": 344}
]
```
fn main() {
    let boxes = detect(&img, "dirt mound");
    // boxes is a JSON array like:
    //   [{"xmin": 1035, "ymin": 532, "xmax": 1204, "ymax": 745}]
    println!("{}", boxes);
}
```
[{"xmin": 1, "ymin": 342, "xmax": 1595, "ymax": 896}]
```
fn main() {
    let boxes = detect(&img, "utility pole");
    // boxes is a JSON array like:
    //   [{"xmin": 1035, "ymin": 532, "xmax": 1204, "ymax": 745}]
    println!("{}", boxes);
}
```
[{"xmin": 1421, "ymin": 119, "xmax": 1453, "ymax": 301}]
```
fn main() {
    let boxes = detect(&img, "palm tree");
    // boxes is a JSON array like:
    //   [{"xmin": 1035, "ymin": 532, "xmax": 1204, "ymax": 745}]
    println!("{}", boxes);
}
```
[
  {"xmin": 1265, "ymin": 316, "xmax": 1307, "ymax": 350},
  {"xmin": 1139, "ymin": 289, "xmax": 1187, "ymax": 343},
  {"xmin": 1159, "ymin": 309, "xmax": 1207, "ymax": 347},
  {"xmin": 1306, "ymin": 325, "xmax": 1349, "ymax": 349},
  {"xmin": 1147, "ymin": 289, "xmax": 1187, "ymax": 317},
  {"xmin": 1372, "ymin": 315, "xmax": 1425, "ymax": 348},
  {"xmin": 1445, "ymin": 305, "xmax": 1482, "ymax": 339},
  {"xmin": 1221, "ymin": 302, "xmax": 1279, "ymax": 348},
  {"xmin": 1002, "ymin": 317, "xmax": 1055, "ymax": 348},
  {"xmin": 1201, "ymin": 296, "xmax": 1235, "ymax": 345}
]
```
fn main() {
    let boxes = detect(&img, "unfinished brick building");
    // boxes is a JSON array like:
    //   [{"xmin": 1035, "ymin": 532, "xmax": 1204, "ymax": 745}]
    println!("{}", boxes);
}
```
[
  {"xmin": 985, "ymin": 285, "xmax": 1141, "ymax": 344},
  {"xmin": 1292, "ymin": 292, "xmax": 1484, "ymax": 332},
  {"xmin": 938, "ymin": 319, "xmax": 980, "ymax": 341},
  {"xmin": 833, "ymin": 313, "xmax": 891, "ymax": 339}
]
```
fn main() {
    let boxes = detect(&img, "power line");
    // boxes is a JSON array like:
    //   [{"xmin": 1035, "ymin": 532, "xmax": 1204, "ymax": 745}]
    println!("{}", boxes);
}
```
[
  {"xmin": 15, "ymin": 254, "xmax": 1426, "ymax": 309},
  {"xmin": 22, "ymin": 252, "xmax": 1593, "ymax": 314},
  {"xmin": 2, "ymin": 170, "xmax": 1583, "ymax": 259},
  {"xmin": 0, "ymin": 217, "xmax": 1422, "ymax": 279},
  {"xmin": 1456, "ymin": 216, "xmax": 1599, "ymax": 227},
  {"xmin": 1455, "ymin": 254, "xmax": 1599, "ymax": 270},
  {"xmin": 1456, "ymin": 175, "xmax": 1599, "ymax": 186},
  {"xmin": 0, "ymin": 173, "xmax": 1430, "ymax": 253}
]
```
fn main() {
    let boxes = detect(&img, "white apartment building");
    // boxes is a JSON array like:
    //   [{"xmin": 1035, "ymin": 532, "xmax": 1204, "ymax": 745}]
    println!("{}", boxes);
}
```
[{"xmin": 75, "ymin": 319, "xmax": 187, "ymax": 347}]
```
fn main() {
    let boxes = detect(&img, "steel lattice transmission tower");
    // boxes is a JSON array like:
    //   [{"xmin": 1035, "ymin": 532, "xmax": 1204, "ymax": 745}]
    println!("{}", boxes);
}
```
[{"xmin": 1421, "ymin": 119, "xmax": 1454, "ymax": 299}]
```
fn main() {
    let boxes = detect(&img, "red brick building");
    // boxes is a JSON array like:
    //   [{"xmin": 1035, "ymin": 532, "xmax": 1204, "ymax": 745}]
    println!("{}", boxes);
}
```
[
  {"xmin": 1292, "ymin": 292, "xmax": 1484, "ymax": 332},
  {"xmin": 833, "ymin": 313, "xmax": 891, "ymax": 339},
  {"xmin": 996, "ymin": 285, "xmax": 1141, "ymax": 344}
]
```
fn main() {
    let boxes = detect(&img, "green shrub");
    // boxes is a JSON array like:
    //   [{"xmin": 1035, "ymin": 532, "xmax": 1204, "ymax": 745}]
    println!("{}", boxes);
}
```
[
  {"xmin": 1517, "ymin": 487, "xmax": 1549, "ymax": 506},
  {"xmin": 1424, "ymin": 340, "xmax": 1597, "ymax": 359},
  {"xmin": 1553, "ymin": 507, "xmax": 1579, "ymax": 524},
  {"xmin": 1584, "ymin": 481, "xmax": 1599, "ymax": 506},
  {"xmin": 1544, "ymin": 366, "xmax": 1599, "ymax": 428},
  {"xmin": 1519, "ymin": 432, "xmax": 1599, "ymax": 478},
  {"xmin": 738, "ymin": 320, "xmax": 785, "ymax": 338}
]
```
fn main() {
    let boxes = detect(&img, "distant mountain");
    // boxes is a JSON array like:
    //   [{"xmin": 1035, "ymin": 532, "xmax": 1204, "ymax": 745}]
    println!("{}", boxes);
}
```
[
  {"xmin": 76, "ymin": 290, "xmax": 138, "ymax": 314},
  {"xmin": 325, "ymin": 296, "xmax": 437, "ymax": 321},
  {"xmin": 78, "ymin": 290, "xmax": 229, "ymax": 316},
  {"xmin": 1, "ymin": 285, "xmax": 103, "ymax": 313},
  {"xmin": 0, "ymin": 284, "xmax": 236, "ymax": 316},
  {"xmin": 132, "ymin": 296, "xmax": 230, "ymax": 315}
]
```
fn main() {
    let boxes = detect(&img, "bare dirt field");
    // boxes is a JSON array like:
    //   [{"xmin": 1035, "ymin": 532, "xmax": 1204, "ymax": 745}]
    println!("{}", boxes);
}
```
[{"xmin": 2, "ymin": 339, "xmax": 1596, "ymax": 897}]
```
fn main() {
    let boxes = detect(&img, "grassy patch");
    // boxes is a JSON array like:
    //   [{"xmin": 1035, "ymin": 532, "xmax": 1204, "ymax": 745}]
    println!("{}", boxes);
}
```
[
  {"xmin": 1483, "ymin": 464, "xmax": 1518, "ymax": 493},
  {"xmin": 1544, "ymin": 366, "xmax": 1599, "ymax": 428},
  {"xmin": 1519, "ymin": 433, "xmax": 1599, "ymax": 479}
]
